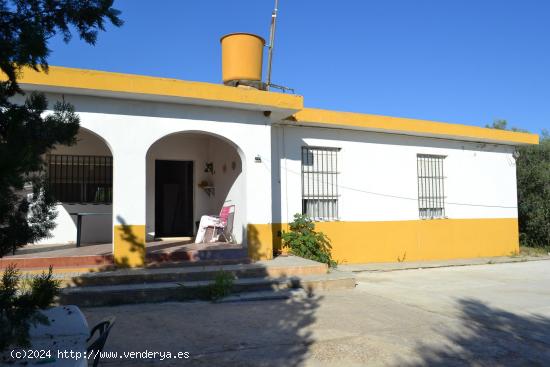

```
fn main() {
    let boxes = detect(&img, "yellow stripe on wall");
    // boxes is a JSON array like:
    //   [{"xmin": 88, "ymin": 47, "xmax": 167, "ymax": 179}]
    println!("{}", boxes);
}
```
[
  {"xmin": 248, "ymin": 218, "xmax": 519, "ymax": 263},
  {"xmin": 113, "ymin": 224, "xmax": 146, "ymax": 267}
]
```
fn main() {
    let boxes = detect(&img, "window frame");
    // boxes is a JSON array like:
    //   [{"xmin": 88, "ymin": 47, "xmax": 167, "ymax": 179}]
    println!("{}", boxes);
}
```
[
  {"xmin": 301, "ymin": 146, "xmax": 341, "ymax": 221},
  {"xmin": 416, "ymin": 153, "xmax": 446, "ymax": 219},
  {"xmin": 47, "ymin": 154, "xmax": 113, "ymax": 204}
]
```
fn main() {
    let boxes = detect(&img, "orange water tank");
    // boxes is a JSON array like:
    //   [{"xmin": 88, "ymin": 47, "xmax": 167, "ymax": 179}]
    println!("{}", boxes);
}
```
[{"xmin": 220, "ymin": 33, "xmax": 265, "ymax": 86}]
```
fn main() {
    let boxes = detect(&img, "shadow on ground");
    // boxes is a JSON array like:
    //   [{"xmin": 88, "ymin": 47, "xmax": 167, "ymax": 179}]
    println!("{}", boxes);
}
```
[
  {"xmin": 403, "ymin": 298, "xmax": 550, "ymax": 366},
  {"xmin": 83, "ymin": 294, "xmax": 322, "ymax": 366}
]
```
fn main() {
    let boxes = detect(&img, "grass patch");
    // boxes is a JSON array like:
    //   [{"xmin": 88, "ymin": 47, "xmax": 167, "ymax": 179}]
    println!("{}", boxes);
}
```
[
  {"xmin": 177, "ymin": 270, "xmax": 235, "ymax": 302},
  {"xmin": 519, "ymin": 246, "xmax": 550, "ymax": 257}
]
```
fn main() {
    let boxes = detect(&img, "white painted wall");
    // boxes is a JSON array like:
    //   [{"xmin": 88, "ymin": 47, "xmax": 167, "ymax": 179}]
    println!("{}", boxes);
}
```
[
  {"xmin": 38, "ymin": 93, "xmax": 272, "ymax": 247},
  {"xmin": 35, "ymin": 91, "xmax": 519, "ymax": 248},
  {"xmin": 207, "ymin": 136, "xmax": 245, "ymax": 242},
  {"xmin": 273, "ymin": 125, "xmax": 518, "ymax": 224},
  {"xmin": 39, "ymin": 129, "xmax": 113, "ymax": 245}
]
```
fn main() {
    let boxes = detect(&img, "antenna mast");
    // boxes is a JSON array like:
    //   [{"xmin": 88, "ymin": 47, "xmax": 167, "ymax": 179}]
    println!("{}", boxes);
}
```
[{"xmin": 266, "ymin": 0, "xmax": 279, "ymax": 91}]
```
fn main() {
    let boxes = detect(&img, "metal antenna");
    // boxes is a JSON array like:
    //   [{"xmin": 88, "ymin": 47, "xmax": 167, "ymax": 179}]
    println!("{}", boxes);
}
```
[{"xmin": 266, "ymin": 0, "xmax": 279, "ymax": 91}]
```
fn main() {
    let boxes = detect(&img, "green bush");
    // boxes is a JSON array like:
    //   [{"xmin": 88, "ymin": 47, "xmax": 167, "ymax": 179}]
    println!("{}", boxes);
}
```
[
  {"xmin": 486, "ymin": 122, "xmax": 550, "ymax": 248},
  {"xmin": 0, "ymin": 265, "xmax": 60, "ymax": 351},
  {"xmin": 282, "ymin": 214, "xmax": 336, "ymax": 267},
  {"xmin": 516, "ymin": 132, "xmax": 550, "ymax": 248}
]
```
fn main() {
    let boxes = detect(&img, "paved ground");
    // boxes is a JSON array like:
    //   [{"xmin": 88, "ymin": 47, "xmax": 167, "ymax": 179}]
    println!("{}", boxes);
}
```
[
  {"xmin": 83, "ymin": 260, "xmax": 550, "ymax": 366},
  {"xmin": 339, "ymin": 254, "xmax": 550, "ymax": 272}
]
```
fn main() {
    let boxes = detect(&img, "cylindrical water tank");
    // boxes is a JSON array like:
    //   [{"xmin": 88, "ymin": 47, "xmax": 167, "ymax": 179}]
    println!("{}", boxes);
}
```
[{"xmin": 220, "ymin": 33, "xmax": 265, "ymax": 86}]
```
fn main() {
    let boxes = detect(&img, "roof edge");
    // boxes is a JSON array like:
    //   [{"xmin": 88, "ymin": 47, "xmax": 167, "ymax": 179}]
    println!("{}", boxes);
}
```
[
  {"xmin": 14, "ymin": 66, "xmax": 304, "ymax": 114},
  {"xmin": 288, "ymin": 108, "xmax": 539, "ymax": 146},
  {"xmin": 11, "ymin": 66, "xmax": 538, "ymax": 145}
]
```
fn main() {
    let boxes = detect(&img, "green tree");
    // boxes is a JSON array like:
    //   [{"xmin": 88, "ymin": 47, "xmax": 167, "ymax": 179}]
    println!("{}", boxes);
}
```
[
  {"xmin": 486, "ymin": 120, "xmax": 550, "ymax": 248},
  {"xmin": 0, "ymin": 0, "xmax": 123, "ymax": 257},
  {"xmin": 516, "ymin": 131, "xmax": 550, "ymax": 248},
  {"xmin": 0, "ymin": 265, "xmax": 60, "ymax": 351}
]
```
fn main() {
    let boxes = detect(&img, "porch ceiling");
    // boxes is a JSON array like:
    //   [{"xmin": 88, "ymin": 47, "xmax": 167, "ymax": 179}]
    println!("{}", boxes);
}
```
[{"xmin": 18, "ymin": 66, "xmax": 303, "ymax": 120}]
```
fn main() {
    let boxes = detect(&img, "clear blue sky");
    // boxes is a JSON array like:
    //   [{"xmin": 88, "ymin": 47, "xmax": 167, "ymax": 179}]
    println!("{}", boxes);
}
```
[{"xmin": 47, "ymin": 0, "xmax": 549, "ymax": 133}]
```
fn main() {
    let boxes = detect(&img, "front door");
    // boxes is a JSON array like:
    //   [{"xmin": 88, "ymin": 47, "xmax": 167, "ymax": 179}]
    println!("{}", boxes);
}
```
[{"xmin": 155, "ymin": 160, "xmax": 194, "ymax": 237}]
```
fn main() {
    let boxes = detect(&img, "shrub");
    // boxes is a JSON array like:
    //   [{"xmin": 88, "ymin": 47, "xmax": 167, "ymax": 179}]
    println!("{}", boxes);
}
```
[
  {"xmin": 0, "ymin": 265, "xmax": 60, "ymax": 352},
  {"xmin": 282, "ymin": 214, "xmax": 336, "ymax": 267},
  {"xmin": 516, "ymin": 132, "xmax": 550, "ymax": 248}
]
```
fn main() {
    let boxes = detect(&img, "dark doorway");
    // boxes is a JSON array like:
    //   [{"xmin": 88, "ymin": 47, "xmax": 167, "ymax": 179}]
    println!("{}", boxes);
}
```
[{"xmin": 155, "ymin": 160, "xmax": 194, "ymax": 237}]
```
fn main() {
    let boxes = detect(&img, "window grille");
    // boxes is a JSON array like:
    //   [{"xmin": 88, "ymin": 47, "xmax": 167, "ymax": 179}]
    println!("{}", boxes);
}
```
[
  {"xmin": 301, "ymin": 146, "xmax": 340, "ymax": 221},
  {"xmin": 417, "ymin": 154, "xmax": 445, "ymax": 219},
  {"xmin": 47, "ymin": 154, "xmax": 113, "ymax": 204}
]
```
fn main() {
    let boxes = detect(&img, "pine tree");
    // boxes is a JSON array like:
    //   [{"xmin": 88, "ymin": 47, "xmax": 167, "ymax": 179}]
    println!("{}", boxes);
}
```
[{"xmin": 0, "ymin": 0, "xmax": 123, "ymax": 257}]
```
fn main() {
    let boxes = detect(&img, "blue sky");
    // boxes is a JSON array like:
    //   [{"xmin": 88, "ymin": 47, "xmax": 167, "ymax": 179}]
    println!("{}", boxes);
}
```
[{"xmin": 47, "ymin": 0, "xmax": 549, "ymax": 133}]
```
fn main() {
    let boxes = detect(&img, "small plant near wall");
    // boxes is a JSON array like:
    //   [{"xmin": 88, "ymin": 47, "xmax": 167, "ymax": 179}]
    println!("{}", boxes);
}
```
[
  {"xmin": 282, "ymin": 214, "xmax": 336, "ymax": 268},
  {"xmin": 207, "ymin": 271, "xmax": 235, "ymax": 301}
]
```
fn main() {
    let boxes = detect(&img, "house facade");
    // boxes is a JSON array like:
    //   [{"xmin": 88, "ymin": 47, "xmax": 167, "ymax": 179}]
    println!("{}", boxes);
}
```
[{"xmin": 18, "ymin": 66, "xmax": 538, "ymax": 267}]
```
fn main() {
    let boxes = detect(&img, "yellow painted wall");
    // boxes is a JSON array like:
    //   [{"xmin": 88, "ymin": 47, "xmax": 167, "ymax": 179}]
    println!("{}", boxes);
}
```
[
  {"xmin": 248, "ymin": 218, "xmax": 519, "ymax": 263},
  {"xmin": 247, "ymin": 223, "xmax": 276, "ymax": 260},
  {"xmin": 113, "ymin": 224, "xmax": 146, "ymax": 267}
]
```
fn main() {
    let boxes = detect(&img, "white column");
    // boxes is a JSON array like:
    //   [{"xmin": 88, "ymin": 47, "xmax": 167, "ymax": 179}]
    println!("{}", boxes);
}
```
[{"xmin": 111, "ymin": 145, "xmax": 147, "ymax": 267}]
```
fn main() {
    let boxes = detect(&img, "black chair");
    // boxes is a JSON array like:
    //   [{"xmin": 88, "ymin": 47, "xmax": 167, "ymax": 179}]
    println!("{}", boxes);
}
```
[{"xmin": 87, "ymin": 316, "xmax": 116, "ymax": 367}]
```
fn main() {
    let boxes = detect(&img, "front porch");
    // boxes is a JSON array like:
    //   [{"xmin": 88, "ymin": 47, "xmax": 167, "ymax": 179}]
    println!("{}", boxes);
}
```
[{"xmin": 1, "ymin": 239, "xmax": 247, "ymax": 270}]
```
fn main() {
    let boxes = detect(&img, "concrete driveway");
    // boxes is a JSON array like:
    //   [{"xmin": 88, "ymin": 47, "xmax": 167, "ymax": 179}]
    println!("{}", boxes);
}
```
[{"xmin": 83, "ymin": 260, "xmax": 550, "ymax": 366}]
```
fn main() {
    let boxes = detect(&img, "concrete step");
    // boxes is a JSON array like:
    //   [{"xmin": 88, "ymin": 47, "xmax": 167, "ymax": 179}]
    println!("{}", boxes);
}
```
[
  {"xmin": 1, "ymin": 247, "xmax": 249, "ymax": 270},
  {"xmin": 218, "ymin": 289, "xmax": 308, "ymax": 303},
  {"xmin": 59, "ymin": 270, "xmax": 356, "ymax": 307},
  {"xmin": 68, "ymin": 256, "xmax": 329, "ymax": 287}
]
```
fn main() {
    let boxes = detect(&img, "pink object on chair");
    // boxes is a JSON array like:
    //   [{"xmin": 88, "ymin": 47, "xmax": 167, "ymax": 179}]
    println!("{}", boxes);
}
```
[
  {"xmin": 215, "ymin": 205, "xmax": 235, "ymax": 243},
  {"xmin": 195, "ymin": 205, "xmax": 235, "ymax": 244},
  {"xmin": 218, "ymin": 205, "xmax": 232, "ymax": 226}
]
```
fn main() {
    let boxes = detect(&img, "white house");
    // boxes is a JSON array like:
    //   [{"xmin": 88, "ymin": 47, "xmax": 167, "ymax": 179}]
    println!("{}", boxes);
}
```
[{"xmin": 16, "ymin": 34, "xmax": 538, "ymax": 267}]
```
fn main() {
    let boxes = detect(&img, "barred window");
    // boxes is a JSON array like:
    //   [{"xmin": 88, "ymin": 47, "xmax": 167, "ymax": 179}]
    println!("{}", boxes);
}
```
[
  {"xmin": 301, "ymin": 146, "xmax": 340, "ymax": 221},
  {"xmin": 417, "ymin": 154, "xmax": 446, "ymax": 219},
  {"xmin": 47, "ymin": 155, "xmax": 113, "ymax": 204}
]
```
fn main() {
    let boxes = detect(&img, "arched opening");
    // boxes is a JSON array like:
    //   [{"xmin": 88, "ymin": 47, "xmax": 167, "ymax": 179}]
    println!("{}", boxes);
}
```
[
  {"xmin": 39, "ymin": 127, "xmax": 114, "ymax": 246},
  {"xmin": 145, "ymin": 131, "xmax": 246, "ymax": 248}
]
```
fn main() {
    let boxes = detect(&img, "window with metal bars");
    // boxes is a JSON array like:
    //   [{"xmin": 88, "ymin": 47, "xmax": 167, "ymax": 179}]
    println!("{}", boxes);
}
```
[
  {"xmin": 417, "ymin": 154, "xmax": 446, "ymax": 219},
  {"xmin": 47, "ymin": 154, "xmax": 113, "ymax": 204},
  {"xmin": 301, "ymin": 146, "xmax": 340, "ymax": 221}
]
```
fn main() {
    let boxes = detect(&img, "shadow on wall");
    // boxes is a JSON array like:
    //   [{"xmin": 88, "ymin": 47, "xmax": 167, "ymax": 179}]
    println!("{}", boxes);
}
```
[
  {"xmin": 246, "ymin": 223, "xmax": 288, "ymax": 260},
  {"xmin": 247, "ymin": 224, "xmax": 262, "ymax": 260},
  {"xmin": 114, "ymin": 215, "xmax": 145, "ymax": 268},
  {"xmin": 47, "ymin": 93, "xmax": 268, "ymax": 126},
  {"xmin": 402, "ymin": 298, "xmax": 550, "ymax": 366}
]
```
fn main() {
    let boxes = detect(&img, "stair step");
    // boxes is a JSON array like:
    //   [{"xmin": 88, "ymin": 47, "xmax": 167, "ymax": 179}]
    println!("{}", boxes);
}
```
[
  {"xmin": 69, "ymin": 257, "xmax": 328, "ymax": 287},
  {"xmin": 2, "ymin": 250, "xmax": 249, "ymax": 270},
  {"xmin": 59, "ymin": 270, "xmax": 356, "ymax": 307},
  {"xmin": 218, "ymin": 289, "xmax": 308, "ymax": 303}
]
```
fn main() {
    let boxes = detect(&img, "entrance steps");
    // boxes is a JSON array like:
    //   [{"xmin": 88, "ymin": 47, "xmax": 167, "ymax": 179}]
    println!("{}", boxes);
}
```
[
  {"xmin": 1, "ymin": 246, "xmax": 248, "ymax": 270},
  {"xmin": 58, "ymin": 256, "xmax": 356, "ymax": 306}
]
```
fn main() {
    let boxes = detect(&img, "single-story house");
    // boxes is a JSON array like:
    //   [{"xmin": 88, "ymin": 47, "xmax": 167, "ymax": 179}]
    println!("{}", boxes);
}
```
[{"xmin": 15, "ymin": 34, "xmax": 538, "ymax": 267}]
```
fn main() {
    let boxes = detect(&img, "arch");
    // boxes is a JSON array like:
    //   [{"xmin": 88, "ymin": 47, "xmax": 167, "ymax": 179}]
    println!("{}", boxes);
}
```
[
  {"xmin": 39, "ymin": 126, "xmax": 114, "ymax": 245},
  {"xmin": 75, "ymin": 125, "xmax": 115, "ymax": 157},
  {"xmin": 146, "ymin": 129, "xmax": 247, "ymax": 166},
  {"xmin": 145, "ymin": 130, "xmax": 247, "ymax": 245}
]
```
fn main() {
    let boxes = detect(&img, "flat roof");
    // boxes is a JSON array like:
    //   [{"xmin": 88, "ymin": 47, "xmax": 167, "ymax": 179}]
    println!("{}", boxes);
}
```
[
  {"xmin": 17, "ymin": 66, "xmax": 303, "ymax": 117},
  {"xmin": 15, "ymin": 66, "xmax": 538, "ymax": 146},
  {"xmin": 290, "ymin": 108, "xmax": 538, "ymax": 146}
]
